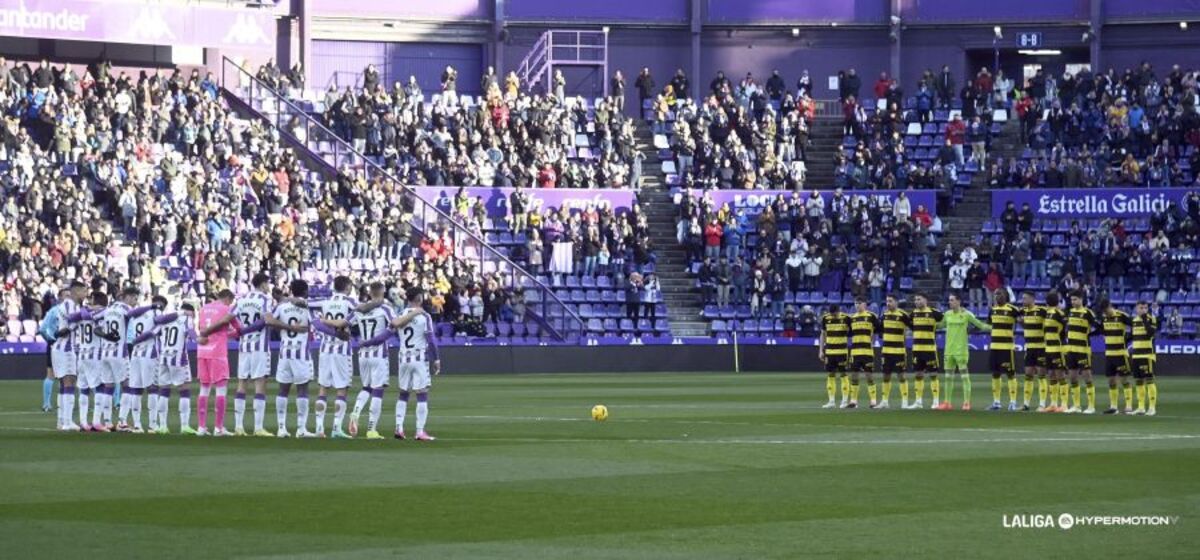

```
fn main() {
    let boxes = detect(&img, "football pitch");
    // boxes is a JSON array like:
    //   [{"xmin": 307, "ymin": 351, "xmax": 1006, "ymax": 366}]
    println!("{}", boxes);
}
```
[{"xmin": 1, "ymin": 372, "xmax": 1198, "ymax": 558}]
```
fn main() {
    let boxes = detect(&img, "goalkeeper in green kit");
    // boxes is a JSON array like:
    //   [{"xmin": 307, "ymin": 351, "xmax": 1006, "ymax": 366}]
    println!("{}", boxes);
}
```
[{"xmin": 938, "ymin": 293, "xmax": 991, "ymax": 411}]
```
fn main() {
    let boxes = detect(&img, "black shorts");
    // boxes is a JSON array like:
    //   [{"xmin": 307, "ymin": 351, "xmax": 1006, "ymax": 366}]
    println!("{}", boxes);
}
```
[
  {"xmin": 46, "ymin": 345, "xmax": 54, "ymax": 368},
  {"xmin": 911, "ymin": 351, "xmax": 940, "ymax": 373},
  {"xmin": 1105, "ymin": 355, "xmax": 1132, "ymax": 377},
  {"xmin": 1065, "ymin": 351, "xmax": 1092, "ymax": 371},
  {"xmin": 1024, "ymin": 347, "xmax": 1045, "ymax": 370},
  {"xmin": 1132, "ymin": 357, "xmax": 1155, "ymax": 379},
  {"xmin": 1044, "ymin": 349, "xmax": 1066, "ymax": 370},
  {"xmin": 989, "ymin": 349, "xmax": 1016, "ymax": 376},
  {"xmin": 824, "ymin": 354, "xmax": 848, "ymax": 374},
  {"xmin": 851, "ymin": 355, "xmax": 875, "ymax": 373},
  {"xmin": 881, "ymin": 354, "xmax": 907, "ymax": 375}
]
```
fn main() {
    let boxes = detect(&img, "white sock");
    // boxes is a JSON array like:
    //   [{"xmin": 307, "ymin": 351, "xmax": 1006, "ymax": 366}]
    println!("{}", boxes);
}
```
[
  {"xmin": 333, "ymin": 398, "xmax": 346, "ymax": 432},
  {"xmin": 119, "ymin": 393, "xmax": 131, "ymax": 423},
  {"xmin": 147, "ymin": 393, "xmax": 160, "ymax": 429},
  {"xmin": 234, "ymin": 395, "xmax": 246, "ymax": 430},
  {"xmin": 131, "ymin": 394, "xmax": 142, "ymax": 429},
  {"xmin": 103, "ymin": 392, "xmax": 114, "ymax": 424},
  {"xmin": 253, "ymin": 397, "xmax": 265, "ymax": 432},
  {"xmin": 178, "ymin": 396, "xmax": 191, "ymax": 429},
  {"xmin": 368, "ymin": 396, "xmax": 382, "ymax": 431},
  {"xmin": 91, "ymin": 392, "xmax": 105, "ymax": 426},
  {"xmin": 78, "ymin": 392, "xmax": 90, "ymax": 425},
  {"xmin": 63, "ymin": 393, "xmax": 76, "ymax": 426},
  {"xmin": 352, "ymin": 389, "xmax": 370, "ymax": 418},
  {"xmin": 158, "ymin": 394, "xmax": 169, "ymax": 429},
  {"xmin": 315, "ymin": 398, "xmax": 327, "ymax": 434},
  {"xmin": 416, "ymin": 401, "xmax": 428, "ymax": 433},
  {"xmin": 395, "ymin": 399, "xmax": 408, "ymax": 432},
  {"xmin": 275, "ymin": 396, "xmax": 288, "ymax": 431},
  {"xmin": 297, "ymin": 397, "xmax": 309, "ymax": 433}
]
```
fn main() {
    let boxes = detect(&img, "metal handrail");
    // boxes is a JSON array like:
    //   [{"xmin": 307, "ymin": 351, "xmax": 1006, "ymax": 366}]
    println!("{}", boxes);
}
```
[
  {"xmin": 221, "ymin": 56, "xmax": 585, "ymax": 340},
  {"xmin": 517, "ymin": 31, "xmax": 550, "ymax": 89}
]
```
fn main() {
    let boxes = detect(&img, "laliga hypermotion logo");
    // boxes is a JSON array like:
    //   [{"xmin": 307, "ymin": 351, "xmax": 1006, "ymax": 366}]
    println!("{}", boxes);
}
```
[{"xmin": 1004, "ymin": 513, "xmax": 1179, "ymax": 529}]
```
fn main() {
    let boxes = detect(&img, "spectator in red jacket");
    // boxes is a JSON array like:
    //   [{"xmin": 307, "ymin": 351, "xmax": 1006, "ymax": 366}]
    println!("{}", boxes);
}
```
[
  {"xmin": 913, "ymin": 204, "xmax": 933, "ymax": 229},
  {"xmin": 703, "ymin": 219, "xmax": 723, "ymax": 261},
  {"xmin": 842, "ymin": 95, "xmax": 859, "ymax": 137},
  {"xmin": 873, "ymin": 72, "xmax": 890, "ymax": 100},
  {"xmin": 537, "ymin": 164, "xmax": 557, "ymax": 188},
  {"xmin": 974, "ymin": 68, "xmax": 993, "ymax": 101},
  {"xmin": 946, "ymin": 114, "xmax": 967, "ymax": 165}
]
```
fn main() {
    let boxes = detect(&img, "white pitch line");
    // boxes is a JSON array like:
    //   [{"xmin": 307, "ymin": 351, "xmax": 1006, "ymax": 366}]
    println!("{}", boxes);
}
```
[
  {"xmin": 2, "ymin": 426, "xmax": 1197, "ymax": 446},
  {"xmin": 448, "ymin": 434, "xmax": 1200, "ymax": 446},
  {"xmin": 449, "ymin": 415, "xmax": 1194, "ymax": 438}
]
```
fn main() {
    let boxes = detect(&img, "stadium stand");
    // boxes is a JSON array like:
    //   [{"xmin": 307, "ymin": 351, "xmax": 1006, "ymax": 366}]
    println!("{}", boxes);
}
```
[{"xmin": 0, "ymin": 58, "xmax": 661, "ymax": 342}]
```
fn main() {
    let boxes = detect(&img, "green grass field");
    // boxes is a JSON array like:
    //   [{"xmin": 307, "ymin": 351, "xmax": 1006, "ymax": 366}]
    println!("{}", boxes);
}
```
[{"xmin": 1, "ymin": 372, "xmax": 1198, "ymax": 558}]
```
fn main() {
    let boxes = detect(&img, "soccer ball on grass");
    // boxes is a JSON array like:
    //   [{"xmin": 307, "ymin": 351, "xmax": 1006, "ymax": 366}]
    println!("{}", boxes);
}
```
[{"xmin": 591, "ymin": 404, "xmax": 609, "ymax": 422}]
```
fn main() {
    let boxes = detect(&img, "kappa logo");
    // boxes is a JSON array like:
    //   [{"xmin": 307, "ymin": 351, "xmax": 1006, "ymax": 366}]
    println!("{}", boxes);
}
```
[
  {"xmin": 222, "ymin": 13, "xmax": 271, "ymax": 46},
  {"xmin": 127, "ymin": 8, "xmax": 175, "ymax": 42}
]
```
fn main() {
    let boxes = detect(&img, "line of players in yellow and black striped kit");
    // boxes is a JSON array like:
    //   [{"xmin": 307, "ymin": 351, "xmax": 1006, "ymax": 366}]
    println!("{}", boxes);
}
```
[{"xmin": 817, "ymin": 290, "xmax": 1159, "ymax": 415}]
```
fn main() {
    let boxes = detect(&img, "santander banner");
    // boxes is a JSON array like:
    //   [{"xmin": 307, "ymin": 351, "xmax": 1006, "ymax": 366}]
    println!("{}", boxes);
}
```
[
  {"xmin": 990, "ymin": 188, "xmax": 1200, "ymax": 218},
  {"xmin": 411, "ymin": 186, "xmax": 637, "ymax": 218},
  {"xmin": 0, "ymin": 0, "xmax": 278, "ymax": 50}
]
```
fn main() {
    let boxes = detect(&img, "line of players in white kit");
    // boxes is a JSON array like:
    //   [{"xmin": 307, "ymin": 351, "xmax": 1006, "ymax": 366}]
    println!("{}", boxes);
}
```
[{"xmin": 46, "ymin": 273, "xmax": 440, "ymax": 441}]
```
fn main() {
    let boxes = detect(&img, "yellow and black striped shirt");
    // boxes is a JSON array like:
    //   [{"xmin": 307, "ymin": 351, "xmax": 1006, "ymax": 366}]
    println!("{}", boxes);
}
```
[
  {"xmin": 1019, "ymin": 304, "xmax": 1045, "ymax": 349},
  {"xmin": 1066, "ymin": 306, "xmax": 1098, "ymax": 355},
  {"xmin": 1043, "ymin": 307, "xmax": 1066, "ymax": 352},
  {"xmin": 990, "ymin": 303, "xmax": 1019, "ymax": 351},
  {"xmin": 849, "ymin": 311, "xmax": 880, "ymax": 358},
  {"xmin": 1131, "ymin": 314, "xmax": 1157, "ymax": 359},
  {"xmin": 1101, "ymin": 310, "xmax": 1132, "ymax": 357},
  {"xmin": 881, "ymin": 308, "xmax": 910, "ymax": 356},
  {"xmin": 820, "ymin": 312, "xmax": 851, "ymax": 356},
  {"xmin": 910, "ymin": 307, "xmax": 943, "ymax": 354}
]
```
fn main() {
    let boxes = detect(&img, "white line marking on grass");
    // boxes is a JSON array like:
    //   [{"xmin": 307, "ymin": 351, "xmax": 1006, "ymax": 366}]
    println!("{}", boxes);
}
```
[
  {"xmin": 450, "ymin": 415, "xmax": 1194, "ymax": 438},
  {"xmin": 448, "ymin": 434, "xmax": 1200, "ymax": 445},
  {"xmin": 3, "ymin": 426, "xmax": 1198, "ymax": 447}
]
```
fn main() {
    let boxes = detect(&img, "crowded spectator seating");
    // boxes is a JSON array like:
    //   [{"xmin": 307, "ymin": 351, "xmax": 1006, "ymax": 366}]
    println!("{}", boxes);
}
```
[
  {"xmin": 965, "ymin": 200, "xmax": 1200, "ymax": 338},
  {"xmin": 0, "ymin": 58, "xmax": 652, "ymax": 343},
  {"xmin": 645, "ymin": 71, "xmax": 818, "ymax": 192},
  {"xmin": 675, "ymin": 189, "xmax": 941, "ymax": 337},
  {"xmin": 834, "ymin": 98, "xmax": 1001, "ymax": 206},
  {"xmin": 243, "ymin": 61, "xmax": 639, "ymax": 191},
  {"xmin": 991, "ymin": 63, "xmax": 1200, "ymax": 188},
  {"xmin": 230, "ymin": 61, "xmax": 662, "ymax": 339}
]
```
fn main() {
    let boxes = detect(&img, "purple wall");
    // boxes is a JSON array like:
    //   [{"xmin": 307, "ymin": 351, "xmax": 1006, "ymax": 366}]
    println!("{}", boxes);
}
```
[
  {"xmin": 504, "ymin": 26, "xmax": 692, "ymax": 100},
  {"xmin": 1105, "ymin": 0, "xmax": 1200, "ymax": 19},
  {"xmin": 506, "ymin": 0, "xmax": 687, "ymax": 22},
  {"xmin": 900, "ymin": 0, "xmax": 1088, "ymax": 22},
  {"xmin": 1100, "ymin": 24, "xmax": 1200, "ymax": 74},
  {"xmin": 702, "ymin": 30, "xmax": 889, "ymax": 97},
  {"xmin": 706, "ymin": 0, "xmax": 888, "ymax": 23},
  {"xmin": 308, "ymin": 0, "xmax": 491, "ymax": 20},
  {"xmin": 311, "ymin": 40, "xmax": 484, "ymax": 94}
]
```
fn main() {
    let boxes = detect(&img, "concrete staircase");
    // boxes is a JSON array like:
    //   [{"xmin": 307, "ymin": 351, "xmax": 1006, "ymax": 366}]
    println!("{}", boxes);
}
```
[
  {"xmin": 635, "ymin": 122, "xmax": 708, "ymax": 337},
  {"xmin": 804, "ymin": 117, "xmax": 845, "ymax": 189},
  {"xmin": 914, "ymin": 118, "xmax": 1022, "ymax": 304}
]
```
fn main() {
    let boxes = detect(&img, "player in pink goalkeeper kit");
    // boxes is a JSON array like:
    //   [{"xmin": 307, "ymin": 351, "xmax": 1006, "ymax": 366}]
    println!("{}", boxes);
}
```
[{"xmin": 196, "ymin": 290, "xmax": 240, "ymax": 436}]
